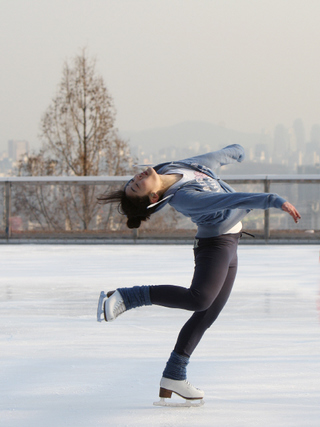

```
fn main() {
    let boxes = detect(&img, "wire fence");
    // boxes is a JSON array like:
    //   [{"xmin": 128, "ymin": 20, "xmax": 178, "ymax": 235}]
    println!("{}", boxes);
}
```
[{"xmin": 1, "ymin": 175, "xmax": 319, "ymax": 243}]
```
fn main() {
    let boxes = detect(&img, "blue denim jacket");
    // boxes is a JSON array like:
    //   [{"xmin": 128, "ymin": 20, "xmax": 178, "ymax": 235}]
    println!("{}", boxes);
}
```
[{"xmin": 153, "ymin": 144, "xmax": 286, "ymax": 238}]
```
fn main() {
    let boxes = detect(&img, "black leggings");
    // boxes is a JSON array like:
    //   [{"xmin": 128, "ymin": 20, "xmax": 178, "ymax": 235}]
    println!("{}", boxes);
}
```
[{"xmin": 149, "ymin": 233, "xmax": 239, "ymax": 357}]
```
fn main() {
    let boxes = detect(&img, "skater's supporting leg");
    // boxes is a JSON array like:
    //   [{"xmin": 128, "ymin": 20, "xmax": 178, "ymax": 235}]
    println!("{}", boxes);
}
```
[
  {"xmin": 174, "ymin": 253, "xmax": 238, "ymax": 357},
  {"xmin": 162, "ymin": 351, "xmax": 189, "ymax": 380},
  {"xmin": 159, "ymin": 351, "xmax": 204, "ymax": 401},
  {"xmin": 158, "ymin": 235, "xmax": 239, "ymax": 400}
]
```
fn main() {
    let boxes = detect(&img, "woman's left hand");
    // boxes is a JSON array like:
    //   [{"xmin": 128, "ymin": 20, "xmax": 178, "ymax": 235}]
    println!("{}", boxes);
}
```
[{"xmin": 281, "ymin": 202, "xmax": 301, "ymax": 223}]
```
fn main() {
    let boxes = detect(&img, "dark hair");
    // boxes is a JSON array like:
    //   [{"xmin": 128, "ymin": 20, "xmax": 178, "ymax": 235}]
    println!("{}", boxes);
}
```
[{"xmin": 97, "ymin": 189, "xmax": 157, "ymax": 229}]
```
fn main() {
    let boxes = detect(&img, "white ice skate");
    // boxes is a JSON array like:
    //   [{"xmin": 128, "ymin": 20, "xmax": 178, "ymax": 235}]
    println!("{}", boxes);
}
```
[
  {"xmin": 96, "ymin": 290, "xmax": 126, "ymax": 322},
  {"xmin": 153, "ymin": 377, "xmax": 205, "ymax": 407}
]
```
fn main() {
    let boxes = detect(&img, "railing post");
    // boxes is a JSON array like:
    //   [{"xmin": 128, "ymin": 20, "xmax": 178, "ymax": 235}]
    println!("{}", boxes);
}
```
[
  {"xmin": 5, "ymin": 181, "xmax": 12, "ymax": 242},
  {"xmin": 264, "ymin": 179, "xmax": 270, "ymax": 243},
  {"xmin": 133, "ymin": 228, "xmax": 139, "ymax": 242}
]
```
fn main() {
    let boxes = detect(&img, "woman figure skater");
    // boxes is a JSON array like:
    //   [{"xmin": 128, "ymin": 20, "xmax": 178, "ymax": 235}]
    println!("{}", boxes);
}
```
[{"xmin": 97, "ymin": 144, "xmax": 300, "ymax": 404}]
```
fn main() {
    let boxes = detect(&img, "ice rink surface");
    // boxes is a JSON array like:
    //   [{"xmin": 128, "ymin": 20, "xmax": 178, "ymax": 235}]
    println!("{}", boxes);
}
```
[{"xmin": 1, "ymin": 243, "xmax": 320, "ymax": 427}]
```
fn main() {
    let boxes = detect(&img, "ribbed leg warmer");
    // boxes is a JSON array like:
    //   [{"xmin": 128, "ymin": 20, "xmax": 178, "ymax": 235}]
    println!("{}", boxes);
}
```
[
  {"xmin": 117, "ymin": 286, "xmax": 152, "ymax": 310},
  {"xmin": 162, "ymin": 351, "xmax": 190, "ymax": 381}
]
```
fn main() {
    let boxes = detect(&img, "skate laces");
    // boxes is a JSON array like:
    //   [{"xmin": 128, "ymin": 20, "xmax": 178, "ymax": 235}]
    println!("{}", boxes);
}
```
[
  {"xmin": 113, "ymin": 300, "xmax": 126, "ymax": 318},
  {"xmin": 184, "ymin": 380, "xmax": 200, "ymax": 391}
]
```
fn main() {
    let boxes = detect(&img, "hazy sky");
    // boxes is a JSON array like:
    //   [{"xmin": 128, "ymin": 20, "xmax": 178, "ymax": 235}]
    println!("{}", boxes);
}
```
[{"xmin": 1, "ymin": 0, "xmax": 320, "ymax": 151}]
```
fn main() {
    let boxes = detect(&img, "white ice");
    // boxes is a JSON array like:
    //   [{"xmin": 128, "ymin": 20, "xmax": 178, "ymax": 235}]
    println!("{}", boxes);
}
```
[{"xmin": 1, "ymin": 244, "xmax": 320, "ymax": 427}]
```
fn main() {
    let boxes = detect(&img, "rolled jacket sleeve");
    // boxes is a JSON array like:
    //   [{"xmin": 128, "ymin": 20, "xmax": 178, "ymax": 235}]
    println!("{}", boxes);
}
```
[{"xmin": 181, "ymin": 144, "xmax": 245, "ymax": 171}]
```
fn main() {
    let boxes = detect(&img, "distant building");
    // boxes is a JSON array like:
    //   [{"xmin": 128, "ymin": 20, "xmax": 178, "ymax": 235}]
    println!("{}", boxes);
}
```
[{"xmin": 8, "ymin": 140, "xmax": 29, "ymax": 161}]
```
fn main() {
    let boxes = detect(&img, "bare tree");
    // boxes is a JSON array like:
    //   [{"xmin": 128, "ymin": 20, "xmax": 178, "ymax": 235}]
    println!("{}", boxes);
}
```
[
  {"xmin": 41, "ymin": 50, "xmax": 130, "ymax": 176},
  {"xmin": 15, "ymin": 50, "xmax": 133, "ymax": 232}
]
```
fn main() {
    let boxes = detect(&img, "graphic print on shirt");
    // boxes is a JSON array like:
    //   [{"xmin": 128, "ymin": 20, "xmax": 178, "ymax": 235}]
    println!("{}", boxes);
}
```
[{"xmin": 193, "ymin": 170, "xmax": 222, "ymax": 193}]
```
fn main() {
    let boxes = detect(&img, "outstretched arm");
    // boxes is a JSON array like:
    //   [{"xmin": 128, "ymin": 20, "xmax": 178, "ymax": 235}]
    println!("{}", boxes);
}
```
[
  {"xmin": 281, "ymin": 202, "xmax": 301, "ymax": 223},
  {"xmin": 171, "ymin": 188, "xmax": 301, "ymax": 223}
]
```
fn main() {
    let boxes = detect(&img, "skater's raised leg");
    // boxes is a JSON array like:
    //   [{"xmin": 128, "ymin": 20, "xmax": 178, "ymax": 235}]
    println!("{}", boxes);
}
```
[
  {"xmin": 103, "ymin": 290, "xmax": 126, "ymax": 322},
  {"xmin": 99, "ymin": 285, "xmax": 152, "ymax": 322}
]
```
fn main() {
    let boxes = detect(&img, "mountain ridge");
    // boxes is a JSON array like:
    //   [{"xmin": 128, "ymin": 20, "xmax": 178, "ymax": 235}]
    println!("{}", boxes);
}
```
[{"xmin": 120, "ymin": 120, "xmax": 265, "ymax": 153}]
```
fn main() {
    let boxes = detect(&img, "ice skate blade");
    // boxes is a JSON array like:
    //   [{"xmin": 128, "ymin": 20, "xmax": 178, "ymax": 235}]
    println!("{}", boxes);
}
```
[
  {"xmin": 97, "ymin": 291, "xmax": 106, "ymax": 322},
  {"xmin": 153, "ymin": 397, "xmax": 204, "ymax": 408}
]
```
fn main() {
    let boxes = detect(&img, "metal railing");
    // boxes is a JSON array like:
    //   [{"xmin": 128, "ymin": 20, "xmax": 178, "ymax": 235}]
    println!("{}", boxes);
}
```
[{"xmin": 1, "ymin": 174, "xmax": 319, "ymax": 243}]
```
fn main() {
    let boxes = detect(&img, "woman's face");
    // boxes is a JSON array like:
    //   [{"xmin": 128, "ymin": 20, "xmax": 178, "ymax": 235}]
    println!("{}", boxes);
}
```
[{"xmin": 125, "ymin": 167, "xmax": 159, "ymax": 199}]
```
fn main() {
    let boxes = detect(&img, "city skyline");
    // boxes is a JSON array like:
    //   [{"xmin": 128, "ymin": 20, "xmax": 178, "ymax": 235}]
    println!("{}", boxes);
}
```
[
  {"xmin": 2, "ymin": 117, "xmax": 320, "ymax": 150},
  {"xmin": 2, "ymin": 118, "xmax": 320, "ymax": 176}
]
